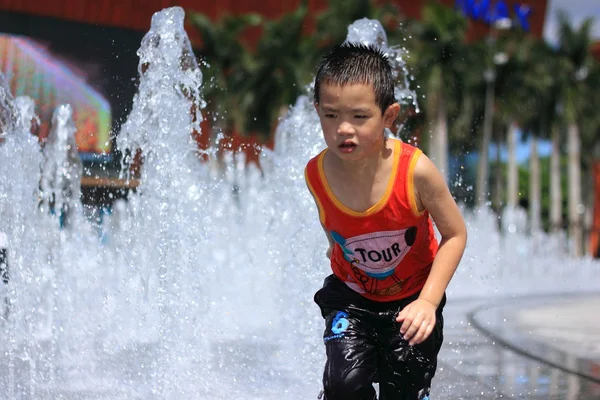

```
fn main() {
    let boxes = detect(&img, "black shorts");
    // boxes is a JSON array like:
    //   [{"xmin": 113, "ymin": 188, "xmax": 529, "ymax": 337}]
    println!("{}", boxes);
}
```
[{"xmin": 314, "ymin": 275, "xmax": 446, "ymax": 400}]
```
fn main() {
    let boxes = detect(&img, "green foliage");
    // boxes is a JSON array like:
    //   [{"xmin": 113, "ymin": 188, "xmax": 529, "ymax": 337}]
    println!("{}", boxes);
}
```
[
  {"xmin": 402, "ymin": 2, "xmax": 470, "ymax": 150},
  {"xmin": 314, "ymin": 0, "xmax": 400, "ymax": 51},
  {"xmin": 187, "ymin": 11, "xmax": 262, "ymax": 133},
  {"xmin": 236, "ymin": 3, "xmax": 311, "ymax": 138},
  {"xmin": 556, "ymin": 11, "xmax": 596, "ymax": 124},
  {"xmin": 186, "ymin": 2, "xmax": 600, "ymax": 189}
]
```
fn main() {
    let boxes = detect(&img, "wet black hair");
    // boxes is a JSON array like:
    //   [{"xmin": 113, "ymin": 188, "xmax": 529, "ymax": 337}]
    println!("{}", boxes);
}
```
[{"xmin": 314, "ymin": 43, "xmax": 396, "ymax": 114}]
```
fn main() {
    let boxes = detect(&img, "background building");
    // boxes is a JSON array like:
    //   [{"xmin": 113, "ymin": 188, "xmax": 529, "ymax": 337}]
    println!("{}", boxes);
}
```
[{"xmin": 0, "ymin": 0, "xmax": 550, "ymax": 170}]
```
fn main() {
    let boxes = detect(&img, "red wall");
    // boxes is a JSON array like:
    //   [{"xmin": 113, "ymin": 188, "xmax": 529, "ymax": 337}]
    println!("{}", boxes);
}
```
[
  {"xmin": 591, "ymin": 163, "xmax": 600, "ymax": 257},
  {"xmin": 0, "ymin": 0, "xmax": 548, "ymax": 39},
  {"xmin": 592, "ymin": 42, "xmax": 600, "ymax": 61},
  {"xmin": 0, "ymin": 0, "xmax": 549, "ymax": 172}
]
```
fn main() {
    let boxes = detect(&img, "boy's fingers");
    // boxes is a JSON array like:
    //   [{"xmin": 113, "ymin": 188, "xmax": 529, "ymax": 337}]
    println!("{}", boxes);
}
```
[
  {"xmin": 396, "ymin": 307, "xmax": 408, "ymax": 322},
  {"xmin": 410, "ymin": 319, "xmax": 435, "ymax": 345},
  {"xmin": 402, "ymin": 314, "xmax": 423, "ymax": 339},
  {"xmin": 409, "ymin": 321, "xmax": 430, "ymax": 345},
  {"xmin": 408, "ymin": 325, "xmax": 424, "ymax": 345},
  {"xmin": 400, "ymin": 317, "xmax": 411, "ymax": 334}
]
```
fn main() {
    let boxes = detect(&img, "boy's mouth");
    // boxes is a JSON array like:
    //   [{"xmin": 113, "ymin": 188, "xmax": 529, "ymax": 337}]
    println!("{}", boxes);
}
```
[{"xmin": 338, "ymin": 141, "xmax": 357, "ymax": 153}]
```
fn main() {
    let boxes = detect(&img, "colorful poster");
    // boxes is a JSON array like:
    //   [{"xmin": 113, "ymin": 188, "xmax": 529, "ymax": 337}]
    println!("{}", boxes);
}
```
[{"xmin": 0, "ymin": 34, "xmax": 111, "ymax": 155}]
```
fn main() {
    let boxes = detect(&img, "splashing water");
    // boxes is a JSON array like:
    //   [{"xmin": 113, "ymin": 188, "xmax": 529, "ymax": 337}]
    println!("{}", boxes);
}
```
[
  {"xmin": 39, "ymin": 104, "xmax": 83, "ymax": 229},
  {"xmin": 0, "ymin": 9, "xmax": 599, "ymax": 400},
  {"xmin": 0, "ymin": 95, "xmax": 42, "ymax": 237},
  {"xmin": 0, "ymin": 94, "xmax": 43, "ymax": 311},
  {"xmin": 344, "ymin": 18, "xmax": 419, "ymax": 111},
  {"xmin": 0, "ymin": 74, "xmax": 17, "ymax": 138}
]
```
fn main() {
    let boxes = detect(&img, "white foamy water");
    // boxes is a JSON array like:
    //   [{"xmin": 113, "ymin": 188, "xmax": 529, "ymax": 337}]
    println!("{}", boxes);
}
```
[{"xmin": 0, "ymin": 8, "xmax": 598, "ymax": 400}]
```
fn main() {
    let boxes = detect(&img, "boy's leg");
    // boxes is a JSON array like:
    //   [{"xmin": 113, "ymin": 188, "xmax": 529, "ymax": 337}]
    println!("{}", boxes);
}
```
[
  {"xmin": 321, "ymin": 309, "xmax": 377, "ymax": 400},
  {"xmin": 378, "ymin": 296, "xmax": 446, "ymax": 400},
  {"xmin": 315, "ymin": 275, "xmax": 378, "ymax": 400}
]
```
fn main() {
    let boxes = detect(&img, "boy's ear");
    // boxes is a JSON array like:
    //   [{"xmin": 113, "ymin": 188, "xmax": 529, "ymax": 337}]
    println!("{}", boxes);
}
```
[
  {"xmin": 314, "ymin": 102, "xmax": 319, "ymax": 112},
  {"xmin": 384, "ymin": 103, "xmax": 400, "ymax": 127}
]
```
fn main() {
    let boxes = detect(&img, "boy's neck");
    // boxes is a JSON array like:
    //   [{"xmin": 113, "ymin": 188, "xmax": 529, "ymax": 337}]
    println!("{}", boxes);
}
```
[{"xmin": 332, "ymin": 140, "xmax": 392, "ymax": 179}]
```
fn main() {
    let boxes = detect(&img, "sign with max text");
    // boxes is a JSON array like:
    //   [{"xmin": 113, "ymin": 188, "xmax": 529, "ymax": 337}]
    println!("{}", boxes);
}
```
[{"xmin": 455, "ymin": 0, "xmax": 533, "ymax": 31}]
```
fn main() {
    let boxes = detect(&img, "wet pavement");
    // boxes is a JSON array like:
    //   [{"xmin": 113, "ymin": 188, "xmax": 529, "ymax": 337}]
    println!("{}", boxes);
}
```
[
  {"xmin": 2, "ymin": 295, "xmax": 599, "ymax": 399},
  {"xmin": 435, "ymin": 296, "xmax": 600, "ymax": 399}
]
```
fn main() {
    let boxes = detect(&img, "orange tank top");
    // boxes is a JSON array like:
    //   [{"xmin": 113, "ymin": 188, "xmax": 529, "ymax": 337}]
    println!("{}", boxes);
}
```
[{"xmin": 305, "ymin": 139, "xmax": 438, "ymax": 302}]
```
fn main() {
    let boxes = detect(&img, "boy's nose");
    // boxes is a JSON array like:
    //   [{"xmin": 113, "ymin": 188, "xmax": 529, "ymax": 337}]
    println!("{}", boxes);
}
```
[{"xmin": 337, "ymin": 121, "xmax": 355, "ymax": 135}]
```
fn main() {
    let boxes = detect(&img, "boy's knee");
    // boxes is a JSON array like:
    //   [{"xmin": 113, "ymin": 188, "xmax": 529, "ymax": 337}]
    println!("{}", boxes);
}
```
[{"xmin": 324, "ymin": 367, "xmax": 373, "ymax": 398}]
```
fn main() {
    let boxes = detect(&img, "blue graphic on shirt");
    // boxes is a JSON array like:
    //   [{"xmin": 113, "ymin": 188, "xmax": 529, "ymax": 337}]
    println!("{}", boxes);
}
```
[{"xmin": 331, "ymin": 231, "xmax": 354, "ymax": 262}]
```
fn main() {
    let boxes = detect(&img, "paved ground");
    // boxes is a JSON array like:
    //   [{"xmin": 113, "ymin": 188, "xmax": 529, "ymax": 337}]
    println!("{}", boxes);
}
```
[
  {"xmin": 513, "ymin": 296, "xmax": 600, "ymax": 361},
  {"xmin": 1, "ymin": 295, "xmax": 599, "ymax": 399},
  {"xmin": 445, "ymin": 295, "xmax": 600, "ymax": 400}
]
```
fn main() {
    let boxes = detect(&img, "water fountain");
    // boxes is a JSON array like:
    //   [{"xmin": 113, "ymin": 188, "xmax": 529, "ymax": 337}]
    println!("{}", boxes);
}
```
[
  {"xmin": 0, "ymin": 6, "xmax": 598, "ymax": 400},
  {"xmin": 39, "ymin": 104, "xmax": 84, "ymax": 229}
]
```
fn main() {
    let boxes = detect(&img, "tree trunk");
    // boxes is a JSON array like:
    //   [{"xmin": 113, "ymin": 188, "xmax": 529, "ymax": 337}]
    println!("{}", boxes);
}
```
[
  {"xmin": 507, "ymin": 122, "xmax": 519, "ymax": 208},
  {"xmin": 550, "ymin": 124, "xmax": 563, "ymax": 233},
  {"xmin": 429, "ymin": 97, "xmax": 449, "ymax": 183},
  {"xmin": 582, "ymin": 142, "xmax": 600, "ymax": 256},
  {"xmin": 476, "ymin": 79, "xmax": 495, "ymax": 209},
  {"xmin": 584, "ymin": 172, "xmax": 594, "ymax": 256},
  {"xmin": 567, "ymin": 122, "xmax": 583, "ymax": 256},
  {"xmin": 493, "ymin": 127, "xmax": 504, "ymax": 231},
  {"xmin": 529, "ymin": 136, "xmax": 541, "ymax": 233}
]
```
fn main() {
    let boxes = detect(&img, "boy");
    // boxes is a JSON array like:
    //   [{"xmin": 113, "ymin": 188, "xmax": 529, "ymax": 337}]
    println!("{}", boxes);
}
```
[{"xmin": 305, "ymin": 43, "xmax": 467, "ymax": 400}]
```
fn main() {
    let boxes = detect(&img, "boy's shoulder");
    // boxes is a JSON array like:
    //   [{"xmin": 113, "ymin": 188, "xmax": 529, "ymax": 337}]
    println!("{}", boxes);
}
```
[
  {"xmin": 304, "ymin": 148, "xmax": 328, "ymax": 186},
  {"xmin": 394, "ymin": 138, "xmax": 418, "ymax": 154},
  {"xmin": 305, "ymin": 148, "xmax": 327, "ymax": 168}
]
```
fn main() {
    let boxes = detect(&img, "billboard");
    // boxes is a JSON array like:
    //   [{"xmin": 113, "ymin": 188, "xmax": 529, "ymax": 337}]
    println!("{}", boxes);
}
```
[{"xmin": 0, "ymin": 34, "xmax": 111, "ymax": 158}]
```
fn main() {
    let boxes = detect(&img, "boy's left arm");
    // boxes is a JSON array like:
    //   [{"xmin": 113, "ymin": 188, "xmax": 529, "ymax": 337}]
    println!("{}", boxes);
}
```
[{"xmin": 396, "ymin": 153, "xmax": 467, "ymax": 345}]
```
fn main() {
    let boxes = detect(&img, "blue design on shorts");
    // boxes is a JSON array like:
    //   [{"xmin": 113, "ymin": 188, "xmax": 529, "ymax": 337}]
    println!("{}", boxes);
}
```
[
  {"xmin": 331, "ymin": 311, "xmax": 349, "ymax": 334},
  {"xmin": 324, "ymin": 311, "xmax": 349, "ymax": 342}
]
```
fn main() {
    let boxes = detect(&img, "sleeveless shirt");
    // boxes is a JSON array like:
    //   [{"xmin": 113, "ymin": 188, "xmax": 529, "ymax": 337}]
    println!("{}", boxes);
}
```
[{"xmin": 305, "ymin": 139, "xmax": 438, "ymax": 302}]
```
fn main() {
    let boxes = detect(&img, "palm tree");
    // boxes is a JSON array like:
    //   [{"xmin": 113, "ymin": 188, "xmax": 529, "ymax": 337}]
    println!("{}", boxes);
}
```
[
  {"xmin": 490, "ymin": 30, "xmax": 532, "ymax": 211},
  {"xmin": 520, "ymin": 40, "xmax": 565, "ymax": 234},
  {"xmin": 404, "ymin": 3, "xmax": 469, "ymax": 182},
  {"xmin": 236, "ymin": 3, "xmax": 313, "ymax": 138},
  {"xmin": 472, "ymin": 37, "xmax": 496, "ymax": 209},
  {"xmin": 527, "ymin": 39, "xmax": 567, "ymax": 234},
  {"xmin": 515, "ymin": 37, "xmax": 560, "ymax": 234},
  {"xmin": 187, "ymin": 11, "xmax": 262, "ymax": 135},
  {"xmin": 470, "ymin": 22, "xmax": 515, "ymax": 209},
  {"xmin": 555, "ymin": 11, "xmax": 596, "ymax": 256},
  {"xmin": 313, "ymin": 0, "xmax": 400, "ymax": 52}
]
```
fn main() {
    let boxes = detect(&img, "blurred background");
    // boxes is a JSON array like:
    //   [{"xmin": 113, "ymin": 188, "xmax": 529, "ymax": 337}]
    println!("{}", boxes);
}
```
[
  {"xmin": 0, "ymin": 0, "xmax": 598, "ymax": 257},
  {"xmin": 1, "ymin": 2, "xmax": 600, "ymax": 399}
]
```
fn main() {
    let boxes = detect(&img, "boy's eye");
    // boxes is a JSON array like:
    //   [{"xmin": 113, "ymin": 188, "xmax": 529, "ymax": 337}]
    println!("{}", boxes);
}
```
[
  {"xmin": 354, "ymin": 115, "xmax": 368, "ymax": 119},
  {"xmin": 325, "ymin": 113, "xmax": 336, "ymax": 118}
]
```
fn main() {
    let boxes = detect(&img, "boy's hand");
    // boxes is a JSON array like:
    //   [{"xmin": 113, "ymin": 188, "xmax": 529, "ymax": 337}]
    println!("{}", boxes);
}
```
[
  {"xmin": 395, "ymin": 298, "xmax": 436, "ymax": 346},
  {"xmin": 326, "ymin": 246, "xmax": 332, "ymax": 259}
]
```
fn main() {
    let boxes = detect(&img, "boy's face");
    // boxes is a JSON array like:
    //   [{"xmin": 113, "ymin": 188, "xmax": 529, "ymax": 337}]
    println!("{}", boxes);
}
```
[{"xmin": 315, "ymin": 83, "xmax": 399, "ymax": 161}]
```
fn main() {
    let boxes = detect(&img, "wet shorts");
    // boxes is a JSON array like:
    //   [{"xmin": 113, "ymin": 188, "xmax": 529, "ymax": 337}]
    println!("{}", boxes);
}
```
[{"xmin": 314, "ymin": 275, "xmax": 446, "ymax": 400}]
